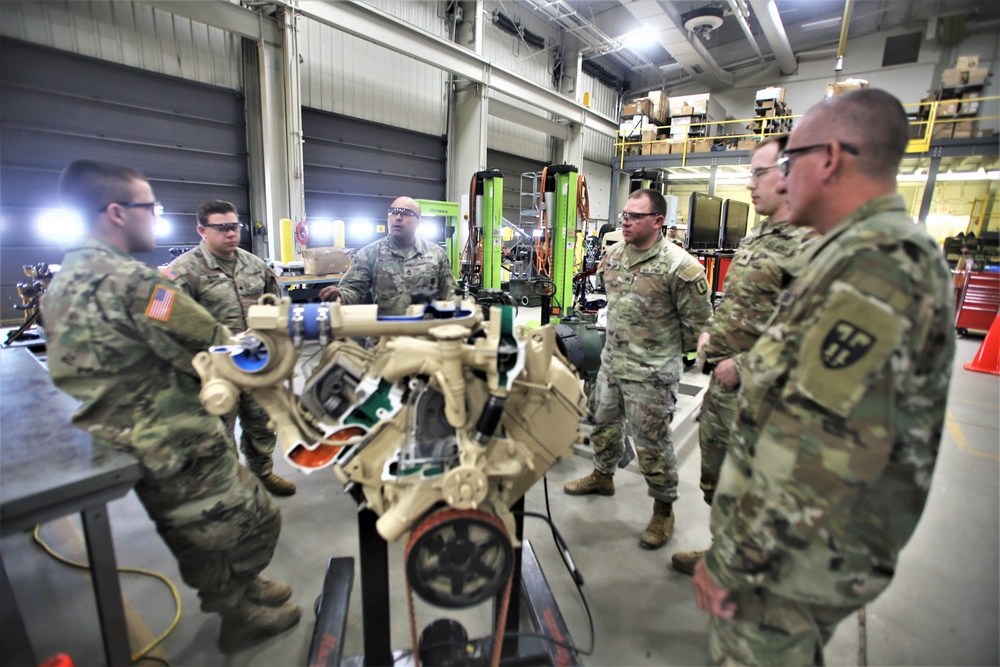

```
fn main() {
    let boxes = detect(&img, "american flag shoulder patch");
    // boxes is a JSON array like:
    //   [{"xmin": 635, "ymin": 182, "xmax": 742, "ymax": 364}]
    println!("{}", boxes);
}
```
[
  {"xmin": 159, "ymin": 266, "xmax": 180, "ymax": 280},
  {"xmin": 145, "ymin": 286, "xmax": 177, "ymax": 322}
]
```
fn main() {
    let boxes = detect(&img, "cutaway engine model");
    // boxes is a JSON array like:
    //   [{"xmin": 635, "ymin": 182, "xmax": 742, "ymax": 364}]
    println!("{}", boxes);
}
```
[{"xmin": 193, "ymin": 296, "xmax": 586, "ymax": 620}]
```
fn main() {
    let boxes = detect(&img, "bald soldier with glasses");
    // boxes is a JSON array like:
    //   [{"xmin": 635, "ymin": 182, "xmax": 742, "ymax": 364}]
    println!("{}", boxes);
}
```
[{"xmin": 319, "ymin": 196, "xmax": 456, "ymax": 316}]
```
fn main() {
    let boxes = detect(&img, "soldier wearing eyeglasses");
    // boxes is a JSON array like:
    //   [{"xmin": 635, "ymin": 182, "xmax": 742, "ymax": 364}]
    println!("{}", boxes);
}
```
[
  {"xmin": 693, "ymin": 89, "xmax": 955, "ymax": 665},
  {"xmin": 564, "ymin": 188, "xmax": 712, "ymax": 551},
  {"xmin": 670, "ymin": 135, "xmax": 816, "ymax": 576},
  {"xmin": 41, "ymin": 161, "xmax": 300, "ymax": 653},
  {"xmin": 318, "ymin": 196, "xmax": 456, "ymax": 315},
  {"xmin": 168, "ymin": 200, "xmax": 296, "ymax": 497}
]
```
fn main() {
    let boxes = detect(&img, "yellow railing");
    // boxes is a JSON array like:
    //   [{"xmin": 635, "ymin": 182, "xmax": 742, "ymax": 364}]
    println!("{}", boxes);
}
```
[{"xmin": 616, "ymin": 94, "xmax": 1000, "ymax": 167}]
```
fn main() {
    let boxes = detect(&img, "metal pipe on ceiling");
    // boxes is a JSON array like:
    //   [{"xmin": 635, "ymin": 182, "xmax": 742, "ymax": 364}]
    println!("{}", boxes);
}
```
[
  {"xmin": 748, "ymin": 0, "xmax": 797, "ymax": 75},
  {"xmin": 726, "ymin": 0, "xmax": 767, "ymax": 65},
  {"xmin": 836, "ymin": 0, "xmax": 854, "ymax": 74}
]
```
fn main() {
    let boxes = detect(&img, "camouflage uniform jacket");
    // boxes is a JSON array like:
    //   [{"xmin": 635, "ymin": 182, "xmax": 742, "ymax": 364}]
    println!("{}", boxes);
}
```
[
  {"xmin": 599, "ymin": 238, "xmax": 712, "ymax": 382},
  {"xmin": 704, "ymin": 194, "xmax": 956, "ymax": 606},
  {"xmin": 337, "ymin": 235, "xmax": 456, "ymax": 316},
  {"xmin": 701, "ymin": 219, "xmax": 816, "ymax": 367},
  {"xmin": 41, "ymin": 237, "xmax": 231, "ymax": 474},
  {"xmin": 168, "ymin": 242, "xmax": 279, "ymax": 331}
]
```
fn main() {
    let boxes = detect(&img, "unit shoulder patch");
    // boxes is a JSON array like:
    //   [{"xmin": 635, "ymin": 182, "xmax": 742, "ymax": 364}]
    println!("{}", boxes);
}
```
[{"xmin": 821, "ymin": 321, "xmax": 876, "ymax": 369}]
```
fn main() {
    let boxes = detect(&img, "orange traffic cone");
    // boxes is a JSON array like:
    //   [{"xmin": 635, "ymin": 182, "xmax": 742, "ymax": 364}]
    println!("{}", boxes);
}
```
[{"xmin": 964, "ymin": 315, "xmax": 1000, "ymax": 375}]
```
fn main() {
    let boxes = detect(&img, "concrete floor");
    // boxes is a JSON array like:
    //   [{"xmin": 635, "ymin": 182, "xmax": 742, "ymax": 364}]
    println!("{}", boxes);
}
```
[{"xmin": 2, "ymin": 322, "xmax": 998, "ymax": 666}]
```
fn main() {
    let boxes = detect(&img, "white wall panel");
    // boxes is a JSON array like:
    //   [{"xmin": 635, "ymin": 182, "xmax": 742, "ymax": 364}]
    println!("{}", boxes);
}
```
[
  {"xmin": 0, "ymin": 1, "xmax": 241, "ymax": 89},
  {"xmin": 483, "ymin": 1, "xmax": 557, "ymax": 162},
  {"xmin": 298, "ymin": 7, "xmax": 449, "ymax": 137},
  {"xmin": 580, "ymin": 72, "xmax": 616, "ymax": 164}
]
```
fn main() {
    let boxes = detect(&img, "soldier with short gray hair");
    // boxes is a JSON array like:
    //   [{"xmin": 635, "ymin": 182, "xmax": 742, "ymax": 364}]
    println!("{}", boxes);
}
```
[{"xmin": 692, "ymin": 89, "xmax": 956, "ymax": 665}]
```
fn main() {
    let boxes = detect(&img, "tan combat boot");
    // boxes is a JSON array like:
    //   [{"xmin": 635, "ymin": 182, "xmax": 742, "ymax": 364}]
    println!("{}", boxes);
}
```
[
  {"xmin": 218, "ymin": 597, "xmax": 301, "ymax": 653},
  {"xmin": 246, "ymin": 576, "xmax": 293, "ymax": 607},
  {"xmin": 670, "ymin": 549, "xmax": 707, "ymax": 575},
  {"xmin": 639, "ymin": 500, "xmax": 674, "ymax": 550},
  {"xmin": 563, "ymin": 469, "xmax": 615, "ymax": 496},
  {"xmin": 259, "ymin": 472, "xmax": 297, "ymax": 496}
]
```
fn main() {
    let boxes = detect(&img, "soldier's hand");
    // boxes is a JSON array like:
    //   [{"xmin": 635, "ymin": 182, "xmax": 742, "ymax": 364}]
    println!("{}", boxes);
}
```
[
  {"xmin": 693, "ymin": 560, "xmax": 737, "ymax": 619},
  {"xmin": 319, "ymin": 285, "xmax": 341, "ymax": 302},
  {"xmin": 714, "ymin": 358, "xmax": 740, "ymax": 389}
]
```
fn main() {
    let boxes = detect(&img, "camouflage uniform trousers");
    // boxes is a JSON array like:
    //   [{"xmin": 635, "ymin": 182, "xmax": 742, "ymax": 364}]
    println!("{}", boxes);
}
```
[
  {"xmin": 122, "ymin": 435, "xmax": 281, "ymax": 613},
  {"xmin": 223, "ymin": 391, "xmax": 278, "ymax": 476},
  {"xmin": 590, "ymin": 367, "xmax": 679, "ymax": 502},
  {"xmin": 697, "ymin": 373, "xmax": 738, "ymax": 505},
  {"xmin": 708, "ymin": 588, "xmax": 858, "ymax": 666}
]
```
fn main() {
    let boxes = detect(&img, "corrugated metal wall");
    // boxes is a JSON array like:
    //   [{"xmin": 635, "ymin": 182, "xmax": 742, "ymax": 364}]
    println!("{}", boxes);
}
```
[
  {"xmin": 0, "ymin": 0, "xmax": 241, "ymax": 89},
  {"xmin": 298, "ymin": 2, "xmax": 449, "ymax": 137},
  {"xmin": 483, "ymin": 1, "xmax": 556, "ymax": 163},
  {"xmin": 580, "ymin": 72, "xmax": 617, "ymax": 164}
]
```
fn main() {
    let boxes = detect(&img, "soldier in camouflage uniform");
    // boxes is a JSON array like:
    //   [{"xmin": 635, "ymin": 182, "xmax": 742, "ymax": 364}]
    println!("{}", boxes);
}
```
[
  {"xmin": 168, "ymin": 200, "xmax": 296, "ymax": 496},
  {"xmin": 41, "ymin": 160, "xmax": 300, "ymax": 654},
  {"xmin": 671, "ymin": 135, "xmax": 816, "ymax": 575},
  {"xmin": 565, "ymin": 189, "xmax": 712, "ymax": 550},
  {"xmin": 318, "ymin": 196, "xmax": 456, "ymax": 316},
  {"xmin": 692, "ymin": 90, "xmax": 956, "ymax": 665}
]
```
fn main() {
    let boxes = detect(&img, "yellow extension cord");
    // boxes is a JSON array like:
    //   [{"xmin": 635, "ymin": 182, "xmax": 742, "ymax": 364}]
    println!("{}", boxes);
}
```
[{"xmin": 32, "ymin": 524, "xmax": 182, "ymax": 663}]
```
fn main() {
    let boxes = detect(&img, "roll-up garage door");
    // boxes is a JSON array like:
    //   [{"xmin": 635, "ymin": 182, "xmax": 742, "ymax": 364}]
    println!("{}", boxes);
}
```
[
  {"xmin": 301, "ymin": 108, "xmax": 446, "ymax": 249},
  {"xmin": 485, "ymin": 150, "xmax": 550, "ymax": 235},
  {"xmin": 0, "ymin": 38, "xmax": 249, "ymax": 324}
]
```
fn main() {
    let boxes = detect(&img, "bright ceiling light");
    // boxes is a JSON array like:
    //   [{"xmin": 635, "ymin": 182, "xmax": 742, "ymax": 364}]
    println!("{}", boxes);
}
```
[{"xmin": 622, "ymin": 28, "xmax": 658, "ymax": 47}]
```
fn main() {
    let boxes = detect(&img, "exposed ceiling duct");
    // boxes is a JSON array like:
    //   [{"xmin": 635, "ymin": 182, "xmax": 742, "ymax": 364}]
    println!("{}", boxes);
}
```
[
  {"xmin": 748, "ymin": 0, "xmax": 797, "ymax": 75},
  {"xmin": 618, "ymin": 0, "xmax": 735, "ymax": 90}
]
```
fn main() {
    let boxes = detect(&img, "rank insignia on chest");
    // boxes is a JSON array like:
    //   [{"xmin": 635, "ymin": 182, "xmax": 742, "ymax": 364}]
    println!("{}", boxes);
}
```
[
  {"xmin": 145, "ymin": 286, "xmax": 177, "ymax": 322},
  {"xmin": 821, "ymin": 320, "xmax": 876, "ymax": 369}
]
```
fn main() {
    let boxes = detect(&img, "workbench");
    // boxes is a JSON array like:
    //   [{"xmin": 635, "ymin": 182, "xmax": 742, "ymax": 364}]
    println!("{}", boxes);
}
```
[
  {"xmin": 276, "ymin": 274, "xmax": 343, "ymax": 301},
  {"xmin": 0, "ymin": 347, "xmax": 141, "ymax": 667}
]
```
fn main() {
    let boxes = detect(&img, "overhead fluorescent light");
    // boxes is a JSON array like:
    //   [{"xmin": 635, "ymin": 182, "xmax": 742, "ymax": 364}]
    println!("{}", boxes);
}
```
[{"xmin": 800, "ymin": 17, "xmax": 843, "ymax": 32}]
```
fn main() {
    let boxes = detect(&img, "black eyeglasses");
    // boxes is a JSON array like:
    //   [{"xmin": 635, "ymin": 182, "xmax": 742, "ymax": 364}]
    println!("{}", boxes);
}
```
[
  {"xmin": 777, "ymin": 141, "xmax": 860, "ymax": 176},
  {"xmin": 387, "ymin": 207, "xmax": 419, "ymax": 218},
  {"xmin": 620, "ymin": 211, "xmax": 657, "ymax": 222},
  {"xmin": 100, "ymin": 201, "xmax": 164, "ymax": 217},
  {"xmin": 202, "ymin": 222, "xmax": 244, "ymax": 233}
]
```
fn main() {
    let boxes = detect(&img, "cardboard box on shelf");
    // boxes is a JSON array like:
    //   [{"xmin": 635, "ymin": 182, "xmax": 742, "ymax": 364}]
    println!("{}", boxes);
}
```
[
  {"xmin": 966, "ymin": 67, "xmax": 989, "ymax": 86},
  {"xmin": 941, "ymin": 68, "xmax": 965, "ymax": 87},
  {"xmin": 956, "ymin": 55, "xmax": 980, "ymax": 71},
  {"xmin": 302, "ymin": 247, "xmax": 352, "ymax": 276},
  {"xmin": 756, "ymin": 86, "xmax": 785, "ymax": 102},
  {"xmin": 960, "ymin": 91, "xmax": 982, "ymax": 115},
  {"xmin": 647, "ymin": 90, "xmax": 669, "ymax": 123},
  {"xmin": 952, "ymin": 120, "xmax": 977, "ymax": 139},
  {"xmin": 736, "ymin": 139, "xmax": 757, "ymax": 151},
  {"xmin": 939, "ymin": 101, "xmax": 960, "ymax": 116},
  {"xmin": 668, "ymin": 140, "xmax": 689, "ymax": 154},
  {"xmin": 826, "ymin": 79, "xmax": 869, "ymax": 98},
  {"xmin": 931, "ymin": 123, "xmax": 953, "ymax": 140},
  {"xmin": 692, "ymin": 139, "xmax": 712, "ymax": 153},
  {"xmin": 650, "ymin": 141, "xmax": 670, "ymax": 155},
  {"xmin": 623, "ymin": 98, "xmax": 653, "ymax": 117}
]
